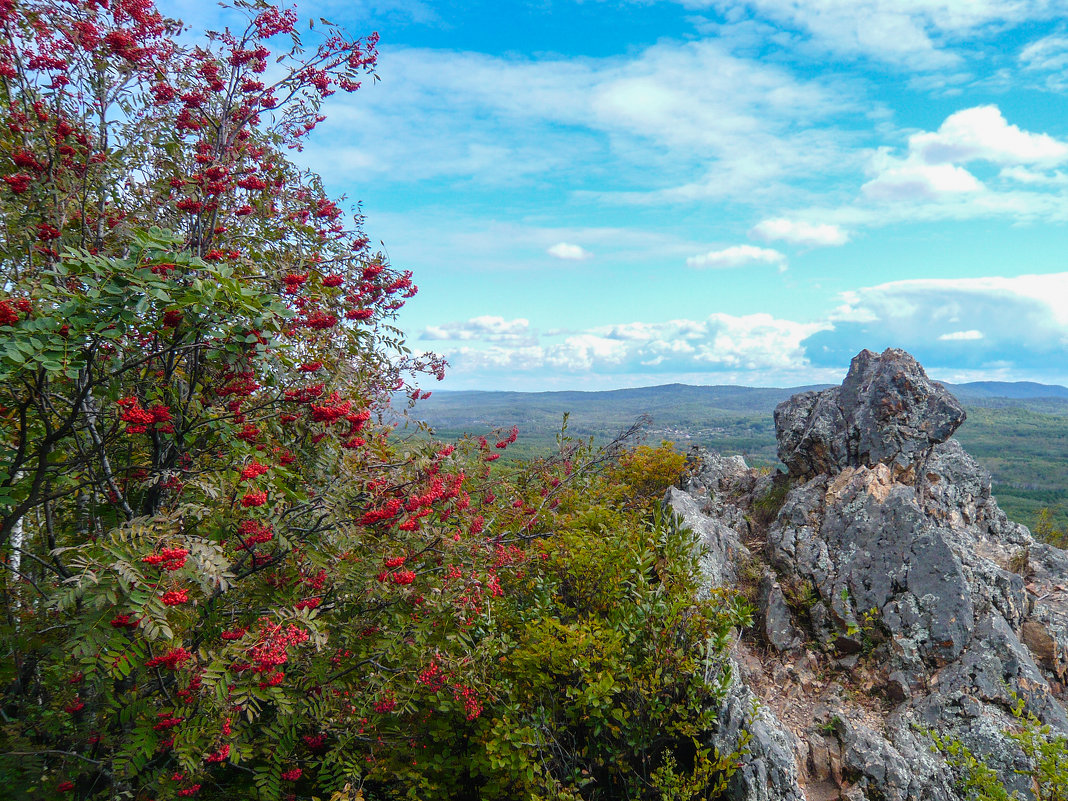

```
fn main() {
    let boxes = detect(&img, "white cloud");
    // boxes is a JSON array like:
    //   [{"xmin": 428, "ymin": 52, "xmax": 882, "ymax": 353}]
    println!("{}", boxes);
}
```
[
  {"xmin": 686, "ymin": 313, "xmax": 827, "ymax": 368},
  {"xmin": 547, "ymin": 242, "xmax": 592, "ymax": 260},
  {"xmin": 694, "ymin": 1, "xmax": 1068, "ymax": 68},
  {"xmin": 908, "ymin": 106, "xmax": 1068, "ymax": 166},
  {"xmin": 690, "ymin": 106, "xmax": 1068, "ymax": 233},
  {"xmin": 686, "ymin": 245, "xmax": 787, "ymax": 269},
  {"xmin": 865, "ymin": 273, "xmax": 1068, "ymax": 329},
  {"xmin": 445, "ymin": 345, "xmax": 547, "ymax": 373},
  {"xmin": 1020, "ymin": 33, "xmax": 1068, "ymax": 75},
  {"xmin": 361, "ymin": 215, "xmax": 712, "ymax": 277},
  {"xmin": 829, "ymin": 291, "xmax": 881, "ymax": 323},
  {"xmin": 808, "ymin": 272, "xmax": 1068, "ymax": 372},
  {"xmin": 424, "ymin": 274, "xmax": 1068, "ymax": 389},
  {"xmin": 421, "ymin": 316, "xmax": 534, "ymax": 344},
  {"xmin": 301, "ymin": 48, "xmax": 597, "ymax": 187},
  {"xmin": 587, "ymin": 40, "xmax": 848, "ymax": 161},
  {"xmin": 601, "ymin": 322, "xmax": 664, "ymax": 341},
  {"xmin": 545, "ymin": 334, "xmax": 630, "ymax": 371},
  {"xmin": 750, "ymin": 217, "xmax": 849, "ymax": 246},
  {"xmin": 441, "ymin": 312, "xmax": 829, "ymax": 379},
  {"xmin": 999, "ymin": 166, "xmax": 1068, "ymax": 185},
  {"xmin": 301, "ymin": 39, "xmax": 861, "ymax": 205},
  {"xmin": 847, "ymin": 105, "xmax": 1068, "ymax": 217},
  {"xmin": 862, "ymin": 161, "xmax": 983, "ymax": 201}
]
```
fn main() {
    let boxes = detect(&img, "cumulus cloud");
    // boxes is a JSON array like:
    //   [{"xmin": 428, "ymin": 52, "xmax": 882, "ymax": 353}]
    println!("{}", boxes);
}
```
[
  {"xmin": 444, "ymin": 345, "xmax": 548, "ymax": 373},
  {"xmin": 862, "ymin": 160, "xmax": 982, "ymax": 201},
  {"xmin": 686, "ymin": 245, "xmax": 787, "ymax": 269},
  {"xmin": 685, "ymin": 314, "xmax": 827, "ymax": 368},
  {"xmin": 750, "ymin": 217, "xmax": 849, "ymax": 246},
  {"xmin": 591, "ymin": 315, "xmax": 826, "ymax": 371},
  {"xmin": 999, "ymin": 166, "xmax": 1068, "ymax": 185},
  {"xmin": 765, "ymin": 106, "xmax": 1068, "ymax": 230},
  {"xmin": 908, "ymin": 106, "xmax": 1068, "ymax": 167},
  {"xmin": 806, "ymin": 273, "xmax": 1068, "ymax": 371},
  {"xmin": 547, "ymin": 242, "xmax": 592, "ymax": 260},
  {"xmin": 859, "ymin": 106, "xmax": 1068, "ymax": 204},
  {"xmin": 544, "ymin": 334, "xmax": 630, "ymax": 371},
  {"xmin": 422, "ymin": 273, "xmax": 1068, "ymax": 389},
  {"xmin": 421, "ymin": 316, "xmax": 535, "ymax": 344},
  {"xmin": 440, "ymin": 313, "xmax": 828, "ymax": 379}
]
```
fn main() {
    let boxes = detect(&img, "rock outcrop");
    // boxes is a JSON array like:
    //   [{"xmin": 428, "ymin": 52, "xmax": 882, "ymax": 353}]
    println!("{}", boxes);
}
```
[
  {"xmin": 670, "ymin": 348, "xmax": 1068, "ymax": 801},
  {"xmin": 774, "ymin": 348, "xmax": 966, "ymax": 479}
]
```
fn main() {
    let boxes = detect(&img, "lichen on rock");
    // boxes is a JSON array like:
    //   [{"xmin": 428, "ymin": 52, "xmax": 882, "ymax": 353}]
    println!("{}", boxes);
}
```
[
  {"xmin": 774, "ymin": 348, "xmax": 966, "ymax": 479},
  {"xmin": 671, "ymin": 348, "xmax": 1068, "ymax": 801}
]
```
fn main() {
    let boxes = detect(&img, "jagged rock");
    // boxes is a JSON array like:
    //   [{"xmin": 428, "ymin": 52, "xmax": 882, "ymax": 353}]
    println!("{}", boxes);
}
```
[
  {"xmin": 917, "ymin": 440, "xmax": 1002, "ymax": 530},
  {"xmin": 668, "ymin": 348, "xmax": 1068, "ymax": 801},
  {"xmin": 680, "ymin": 447, "xmax": 760, "ymax": 534},
  {"xmin": 684, "ymin": 447, "xmax": 751, "ymax": 494},
  {"xmin": 774, "ymin": 348, "xmax": 966, "ymax": 478},
  {"xmin": 710, "ymin": 663, "xmax": 806, "ymax": 801},
  {"xmin": 759, "ymin": 572, "xmax": 804, "ymax": 652},
  {"xmin": 912, "ymin": 613, "xmax": 1068, "ymax": 731},
  {"xmin": 774, "ymin": 389, "xmax": 850, "ymax": 478},
  {"xmin": 1021, "ymin": 621, "xmax": 1057, "ymax": 670},
  {"xmin": 837, "ymin": 716, "xmax": 958, "ymax": 801},
  {"xmin": 886, "ymin": 671, "xmax": 913, "ymax": 703},
  {"xmin": 1027, "ymin": 543, "xmax": 1068, "ymax": 686},
  {"xmin": 666, "ymin": 486, "xmax": 749, "ymax": 587},
  {"xmin": 837, "ymin": 718, "xmax": 920, "ymax": 801},
  {"xmin": 790, "ymin": 463, "xmax": 977, "ymax": 666}
]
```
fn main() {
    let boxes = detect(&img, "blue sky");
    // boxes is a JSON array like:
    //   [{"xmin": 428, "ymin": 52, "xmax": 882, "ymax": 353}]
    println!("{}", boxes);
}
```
[{"xmin": 186, "ymin": 0, "xmax": 1068, "ymax": 389}]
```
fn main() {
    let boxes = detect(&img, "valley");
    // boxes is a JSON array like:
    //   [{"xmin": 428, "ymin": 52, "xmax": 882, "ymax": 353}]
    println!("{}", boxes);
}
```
[{"xmin": 407, "ymin": 381, "xmax": 1068, "ymax": 531}]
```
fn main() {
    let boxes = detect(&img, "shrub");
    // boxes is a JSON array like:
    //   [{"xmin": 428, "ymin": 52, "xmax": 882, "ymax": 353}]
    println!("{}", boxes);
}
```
[
  {"xmin": 604, "ymin": 441, "xmax": 687, "ymax": 512},
  {"xmin": 928, "ymin": 693, "xmax": 1068, "ymax": 801},
  {"xmin": 1034, "ymin": 508, "xmax": 1068, "ymax": 549},
  {"xmin": 750, "ymin": 474, "xmax": 791, "ymax": 532}
]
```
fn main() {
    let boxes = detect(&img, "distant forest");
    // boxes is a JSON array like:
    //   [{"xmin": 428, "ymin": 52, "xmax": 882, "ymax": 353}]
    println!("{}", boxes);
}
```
[{"xmin": 407, "ymin": 382, "xmax": 1068, "ymax": 532}]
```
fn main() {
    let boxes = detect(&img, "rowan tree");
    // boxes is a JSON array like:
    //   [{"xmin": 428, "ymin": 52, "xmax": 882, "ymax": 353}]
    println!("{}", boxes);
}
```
[{"xmin": 0, "ymin": 3, "xmax": 749, "ymax": 799}]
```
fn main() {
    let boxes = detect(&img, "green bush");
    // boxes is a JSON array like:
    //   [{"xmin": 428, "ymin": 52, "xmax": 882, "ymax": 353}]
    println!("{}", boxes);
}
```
[
  {"xmin": 750, "ymin": 475, "xmax": 791, "ymax": 532},
  {"xmin": 359, "ymin": 474, "xmax": 755, "ymax": 800},
  {"xmin": 604, "ymin": 441, "xmax": 688, "ymax": 512},
  {"xmin": 929, "ymin": 693, "xmax": 1068, "ymax": 801},
  {"xmin": 1034, "ymin": 508, "xmax": 1068, "ymax": 549}
]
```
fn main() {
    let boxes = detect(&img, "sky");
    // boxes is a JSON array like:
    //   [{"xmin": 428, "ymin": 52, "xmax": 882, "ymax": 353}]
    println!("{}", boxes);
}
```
[{"xmin": 183, "ymin": 0, "xmax": 1068, "ymax": 390}]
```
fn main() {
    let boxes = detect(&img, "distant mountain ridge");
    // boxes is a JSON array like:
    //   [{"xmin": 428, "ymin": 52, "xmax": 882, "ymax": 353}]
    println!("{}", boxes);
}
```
[
  {"xmin": 414, "ymin": 380, "xmax": 1068, "ymax": 423},
  {"xmin": 947, "ymin": 380, "xmax": 1068, "ymax": 400},
  {"xmin": 409, "ymin": 379, "xmax": 1068, "ymax": 533},
  {"xmin": 415, "ymin": 383, "xmax": 829, "ymax": 413},
  {"xmin": 426, "ymin": 379, "xmax": 1068, "ymax": 400}
]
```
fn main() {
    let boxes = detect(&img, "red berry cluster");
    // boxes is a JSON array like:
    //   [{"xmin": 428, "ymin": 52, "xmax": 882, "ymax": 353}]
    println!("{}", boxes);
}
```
[{"xmin": 142, "ymin": 547, "xmax": 188, "ymax": 571}]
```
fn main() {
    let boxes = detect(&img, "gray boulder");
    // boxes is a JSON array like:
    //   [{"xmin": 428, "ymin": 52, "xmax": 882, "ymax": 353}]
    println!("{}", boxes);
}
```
[
  {"xmin": 710, "ymin": 661, "xmax": 807, "ymax": 801},
  {"xmin": 759, "ymin": 571, "xmax": 804, "ymax": 653},
  {"xmin": 775, "ymin": 348, "xmax": 965, "ymax": 478},
  {"xmin": 666, "ymin": 485, "xmax": 750, "ymax": 588}
]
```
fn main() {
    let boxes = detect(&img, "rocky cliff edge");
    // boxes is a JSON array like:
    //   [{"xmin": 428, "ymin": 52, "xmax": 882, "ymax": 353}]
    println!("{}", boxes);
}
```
[{"xmin": 668, "ymin": 348, "xmax": 1068, "ymax": 801}]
